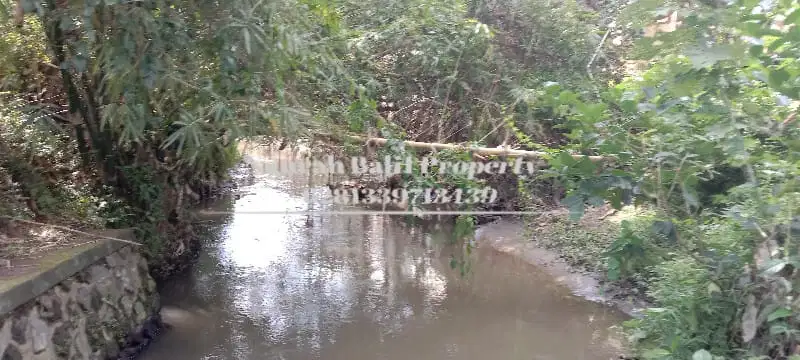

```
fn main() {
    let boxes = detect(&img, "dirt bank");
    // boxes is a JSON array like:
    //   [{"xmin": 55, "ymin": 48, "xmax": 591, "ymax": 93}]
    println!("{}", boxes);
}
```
[{"xmin": 474, "ymin": 206, "xmax": 651, "ymax": 318}]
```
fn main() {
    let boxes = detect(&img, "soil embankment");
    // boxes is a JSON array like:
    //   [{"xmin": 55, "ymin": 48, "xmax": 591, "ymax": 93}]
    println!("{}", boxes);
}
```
[{"xmin": 475, "ymin": 206, "xmax": 651, "ymax": 318}]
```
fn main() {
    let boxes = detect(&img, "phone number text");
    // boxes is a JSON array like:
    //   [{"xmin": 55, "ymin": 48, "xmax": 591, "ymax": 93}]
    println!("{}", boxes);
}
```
[{"xmin": 331, "ymin": 187, "xmax": 499, "ymax": 206}]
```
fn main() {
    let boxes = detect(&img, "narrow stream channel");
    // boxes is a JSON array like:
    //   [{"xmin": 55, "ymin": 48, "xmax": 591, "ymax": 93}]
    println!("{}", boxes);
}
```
[{"xmin": 139, "ymin": 148, "xmax": 629, "ymax": 360}]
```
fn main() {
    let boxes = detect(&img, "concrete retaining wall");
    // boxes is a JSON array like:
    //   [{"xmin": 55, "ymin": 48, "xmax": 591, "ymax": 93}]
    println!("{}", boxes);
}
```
[{"xmin": 0, "ymin": 230, "xmax": 162, "ymax": 360}]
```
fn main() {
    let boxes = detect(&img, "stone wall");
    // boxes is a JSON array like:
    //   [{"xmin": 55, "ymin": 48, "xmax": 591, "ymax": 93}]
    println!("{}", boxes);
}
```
[{"xmin": 0, "ymin": 235, "xmax": 162, "ymax": 360}]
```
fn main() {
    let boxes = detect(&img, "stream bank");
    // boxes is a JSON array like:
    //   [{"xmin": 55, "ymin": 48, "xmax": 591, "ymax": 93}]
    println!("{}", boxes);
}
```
[{"xmin": 475, "ymin": 210, "xmax": 651, "ymax": 318}]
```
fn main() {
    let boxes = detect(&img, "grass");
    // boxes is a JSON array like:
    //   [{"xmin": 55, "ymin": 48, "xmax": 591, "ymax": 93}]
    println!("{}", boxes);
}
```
[{"xmin": 523, "ymin": 204, "xmax": 655, "ymax": 276}]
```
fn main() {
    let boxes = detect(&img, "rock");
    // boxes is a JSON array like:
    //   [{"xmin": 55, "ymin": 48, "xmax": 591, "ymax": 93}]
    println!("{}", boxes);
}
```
[
  {"xmin": 146, "ymin": 278, "xmax": 157, "ymax": 294},
  {"xmin": 138, "ymin": 258, "xmax": 150, "ymax": 277},
  {"xmin": 118, "ymin": 246, "xmax": 132, "ymax": 258},
  {"xmin": 121, "ymin": 296, "xmax": 135, "ymax": 319},
  {"xmin": 125, "ymin": 268, "xmax": 143, "ymax": 295},
  {"xmin": 89, "ymin": 266, "xmax": 120, "ymax": 302},
  {"xmin": 133, "ymin": 302, "xmax": 147, "ymax": 325},
  {"xmin": 52, "ymin": 285, "xmax": 73, "ymax": 314},
  {"xmin": 75, "ymin": 285, "xmax": 97, "ymax": 312},
  {"xmin": 28, "ymin": 308, "xmax": 52, "ymax": 354},
  {"xmin": 72, "ymin": 269, "xmax": 91, "ymax": 284},
  {"xmin": 118, "ymin": 267, "xmax": 136, "ymax": 294},
  {"xmin": 89, "ymin": 349, "xmax": 107, "ymax": 360},
  {"xmin": 105, "ymin": 252, "xmax": 124, "ymax": 268},
  {"xmin": 127, "ymin": 327, "xmax": 145, "ymax": 346},
  {"xmin": 36, "ymin": 295, "xmax": 62, "ymax": 321},
  {"xmin": 101, "ymin": 328, "xmax": 120, "ymax": 359},
  {"xmin": 51, "ymin": 324, "xmax": 71, "ymax": 358},
  {"xmin": 96, "ymin": 304, "xmax": 112, "ymax": 326},
  {"xmin": 58, "ymin": 280, "xmax": 74, "ymax": 291},
  {"xmin": 9, "ymin": 317, "xmax": 26, "ymax": 345},
  {"xmin": 2, "ymin": 344, "xmax": 23, "ymax": 360},
  {"xmin": 74, "ymin": 317, "xmax": 92, "ymax": 359},
  {"xmin": 141, "ymin": 316, "xmax": 163, "ymax": 340},
  {"xmin": 0, "ymin": 320, "xmax": 12, "ymax": 357},
  {"xmin": 117, "ymin": 346, "xmax": 139, "ymax": 360}
]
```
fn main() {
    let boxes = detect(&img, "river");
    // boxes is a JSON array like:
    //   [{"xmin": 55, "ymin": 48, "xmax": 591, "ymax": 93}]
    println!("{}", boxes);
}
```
[{"xmin": 139, "ymin": 147, "xmax": 629, "ymax": 360}]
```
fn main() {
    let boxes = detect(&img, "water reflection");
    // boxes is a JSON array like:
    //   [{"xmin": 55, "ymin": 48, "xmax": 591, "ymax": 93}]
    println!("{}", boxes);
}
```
[{"xmin": 141, "ymin": 149, "xmax": 627, "ymax": 360}]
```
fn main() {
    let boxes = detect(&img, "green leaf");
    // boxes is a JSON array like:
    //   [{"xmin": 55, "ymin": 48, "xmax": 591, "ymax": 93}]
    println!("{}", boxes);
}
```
[
  {"xmin": 652, "ymin": 220, "xmax": 677, "ymax": 243},
  {"xmin": 549, "ymin": 151, "xmax": 576, "ymax": 169},
  {"xmin": 637, "ymin": 102, "xmax": 657, "ymax": 112},
  {"xmin": 685, "ymin": 46, "xmax": 734, "ymax": 69},
  {"xmin": 769, "ymin": 68, "xmax": 791, "ymax": 87},
  {"xmin": 692, "ymin": 349, "xmax": 713, "ymax": 360},
  {"xmin": 620, "ymin": 99, "xmax": 637, "ymax": 113},
  {"xmin": 243, "ymin": 28, "xmax": 252, "ymax": 54},
  {"xmin": 578, "ymin": 102, "xmax": 608, "ymax": 123},
  {"xmin": 641, "ymin": 348, "xmax": 670, "ymax": 359},
  {"xmin": 762, "ymin": 259, "xmax": 787, "ymax": 274},
  {"xmin": 607, "ymin": 257, "xmax": 621, "ymax": 281},
  {"xmin": 563, "ymin": 194, "xmax": 585, "ymax": 221},
  {"xmin": 741, "ymin": 21, "xmax": 767, "ymax": 36},
  {"xmin": 785, "ymin": 8, "xmax": 800, "ymax": 25},
  {"xmin": 768, "ymin": 37, "xmax": 788, "ymax": 52},
  {"xmin": 707, "ymin": 282, "xmax": 721, "ymax": 295},
  {"xmin": 681, "ymin": 175, "xmax": 700, "ymax": 209},
  {"xmin": 767, "ymin": 307, "xmax": 793, "ymax": 322},
  {"xmin": 770, "ymin": 324, "xmax": 790, "ymax": 335},
  {"xmin": 574, "ymin": 157, "xmax": 597, "ymax": 175},
  {"xmin": 742, "ymin": 0, "xmax": 760, "ymax": 8},
  {"xmin": 620, "ymin": 90, "xmax": 638, "ymax": 113},
  {"xmin": 609, "ymin": 190, "xmax": 622, "ymax": 210},
  {"xmin": 749, "ymin": 45, "xmax": 764, "ymax": 57},
  {"xmin": 588, "ymin": 195, "xmax": 605, "ymax": 206}
]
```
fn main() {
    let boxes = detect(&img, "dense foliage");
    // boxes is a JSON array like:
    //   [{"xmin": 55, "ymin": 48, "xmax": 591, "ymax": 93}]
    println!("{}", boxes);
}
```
[
  {"xmin": 0, "ymin": 0, "xmax": 344, "ymax": 277},
  {"xmin": 527, "ymin": 1, "xmax": 800, "ymax": 358},
  {"xmin": 2, "ymin": 0, "xmax": 800, "ymax": 358}
]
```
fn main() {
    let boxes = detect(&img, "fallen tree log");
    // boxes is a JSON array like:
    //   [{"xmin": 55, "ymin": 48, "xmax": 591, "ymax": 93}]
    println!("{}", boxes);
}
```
[
  {"xmin": 311, "ymin": 133, "xmax": 606, "ymax": 212},
  {"xmin": 345, "ymin": 136, "xmax": 608, "ymax": 162}
]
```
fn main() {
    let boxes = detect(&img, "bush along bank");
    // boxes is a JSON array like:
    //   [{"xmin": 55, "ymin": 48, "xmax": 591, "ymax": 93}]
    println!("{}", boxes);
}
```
[
  {"xmin": 512, "ymin": 189, "xmax": 797, "ymax": 360},
  {"xmin": 0, "ymin": 93, "xmax": 247, "ymax": 283},
  {"xmin": 114, "ymin": 150, "xmax": 252, "ymax": 283},
  {"xmin": 502, "ymin": 2, "xmax": 800, "ymax": 357},
  {"xmin": 3, "ymin": 0, "xmax": 336, "ymax": 283}
]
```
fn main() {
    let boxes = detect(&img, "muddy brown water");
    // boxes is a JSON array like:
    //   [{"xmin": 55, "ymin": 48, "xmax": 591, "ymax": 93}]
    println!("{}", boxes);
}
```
[{"xmin": 139, "ymin": 148, "xmax": 629, "ymax": 360}]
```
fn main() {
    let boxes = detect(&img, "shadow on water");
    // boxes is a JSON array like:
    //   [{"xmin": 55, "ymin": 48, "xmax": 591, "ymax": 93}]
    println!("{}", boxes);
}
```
[{"xmin": 140, "ymin": 147, "xmax": 629, "ymax": 360}]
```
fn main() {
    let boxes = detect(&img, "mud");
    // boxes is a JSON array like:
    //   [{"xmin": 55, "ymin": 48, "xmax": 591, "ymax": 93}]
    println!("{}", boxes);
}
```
[{"xmin": 476, "ymin": 217, "xmax": 649, "ymax": 317}]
